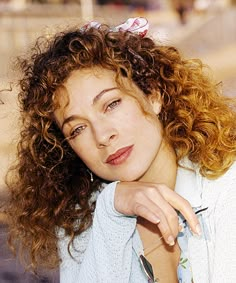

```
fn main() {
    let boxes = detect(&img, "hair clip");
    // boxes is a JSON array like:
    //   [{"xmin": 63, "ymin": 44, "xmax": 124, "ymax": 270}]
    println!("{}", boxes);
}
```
[{"xmin": 81, "ymin": 17, "xmax": 149, "ymax": 38}]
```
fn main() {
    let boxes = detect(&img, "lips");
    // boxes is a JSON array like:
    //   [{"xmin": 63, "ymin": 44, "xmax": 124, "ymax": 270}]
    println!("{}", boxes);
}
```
[{"xmin": 106, "ymin": 145, "xmax": 133, "ymax": 165}]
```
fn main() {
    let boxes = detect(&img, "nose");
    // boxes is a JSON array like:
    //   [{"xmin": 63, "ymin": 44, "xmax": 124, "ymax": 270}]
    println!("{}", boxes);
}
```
[{"xmin": 92, "ymin": 119, "xmax": 118, "ymax": 148}]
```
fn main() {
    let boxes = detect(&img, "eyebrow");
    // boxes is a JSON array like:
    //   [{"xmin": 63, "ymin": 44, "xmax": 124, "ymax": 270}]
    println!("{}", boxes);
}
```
[
  {"xmin": 92, "ymin": 87, "xmax": 118, "ymax": 104},
  {"xmin": 61, "ymin": 87, "xmax": 118, "ymax": 131}
]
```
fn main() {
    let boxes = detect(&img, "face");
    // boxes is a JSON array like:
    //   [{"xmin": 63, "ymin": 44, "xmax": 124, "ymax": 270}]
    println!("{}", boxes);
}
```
[{"xmin": 54, "ymin": 67, "xmax": 163, "ymax": 182}]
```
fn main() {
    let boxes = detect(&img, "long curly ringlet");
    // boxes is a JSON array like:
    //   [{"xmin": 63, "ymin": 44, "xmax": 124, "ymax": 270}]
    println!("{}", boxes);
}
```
[{"xmin": 5, "ymin": 23, "xmax": 236, "ymax": 271}]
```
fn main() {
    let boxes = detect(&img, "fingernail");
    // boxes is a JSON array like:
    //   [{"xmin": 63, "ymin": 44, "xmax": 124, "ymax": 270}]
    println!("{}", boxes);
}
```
[
  {"xmin": 153, "ymin": 216, "xmax": 160, "ymax": 223},
  {"xmin": 167, "ymin": 236, "xmax": 175, "ymax": 246},
  {"xmin": 178, "ymin": 224, "xmax": 184, "ymax": 233},
  {"xmin": 195, "ymin": 224, "xmax": 201, "ymax": 236}
]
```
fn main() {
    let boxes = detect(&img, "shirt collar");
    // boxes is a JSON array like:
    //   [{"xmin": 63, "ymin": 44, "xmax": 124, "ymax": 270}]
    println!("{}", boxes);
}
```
[{"xmin": 175, "ymin": 158, "xmax": 202, "ymax": 208}]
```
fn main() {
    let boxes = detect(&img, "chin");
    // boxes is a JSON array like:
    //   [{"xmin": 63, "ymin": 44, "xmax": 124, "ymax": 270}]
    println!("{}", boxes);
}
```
[
  {"xmin": 118, "ymin": 176, "xmax": 138, "ymax": 182},
  {"xmin": 99, "ymin": 168, "xmax": 148, "ymax": 182},
  {"xmin": 116, "ymin": 172, "xmax": 146, "ymax": 182},
  {"xmin": 101, "ymin": 173, "xmax": 139, "ymax": 182}
]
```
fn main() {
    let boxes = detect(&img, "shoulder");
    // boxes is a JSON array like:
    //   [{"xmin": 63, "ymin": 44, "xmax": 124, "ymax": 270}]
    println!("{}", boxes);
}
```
[
  {"xmin": 214, "ymin": 161, "xmax": 236, "ymax": 201},
  {"xmin": 176, "ymin": 158, "xmax": 236, "ymax": 209},
  {"xmin": 201, "ymin": 161, "xmax": 236, "ymax": 196},
  {"xmin": 218, "ymin": 161, "xmax": 236, "ymax": 185},
  {"xmin": 200, "ymin": 161, "xmax": 236, "ymax": 221}
]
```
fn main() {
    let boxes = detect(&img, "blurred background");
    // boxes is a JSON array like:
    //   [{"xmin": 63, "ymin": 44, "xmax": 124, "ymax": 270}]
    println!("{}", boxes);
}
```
[{"xmin": 0, "ymin": 0, "xmax": 235, "ymax": 282}]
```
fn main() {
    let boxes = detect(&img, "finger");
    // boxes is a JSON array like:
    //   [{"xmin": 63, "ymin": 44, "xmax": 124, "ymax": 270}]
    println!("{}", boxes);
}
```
[
  {"xmin": 157, "ymin": 221, "xmax": 175, "ymax": 246},
  {"xmin": 135, "ymin": 198, "xmax": 177, "ymax": 246},
  {"xmin": 134, "ymin": 201, "xmax": 160, "ymax": 225},
  {"xmin": 155, "ymin": 202, "xmax": 179, "ymax": 238},
  {"xmin": 140, "ymin": 185, "xmax": 180, "ymax": 237},
  {"xmin": 148, "ymin": 199, "xmax": 179, "ymax": 245},
  {"xmin": 160, "ymin": 185, "xmax": 201, "ymax": 235},
  {"xmin": 178, "ymin": 201, "xmax": 201, "ymax": 235}
]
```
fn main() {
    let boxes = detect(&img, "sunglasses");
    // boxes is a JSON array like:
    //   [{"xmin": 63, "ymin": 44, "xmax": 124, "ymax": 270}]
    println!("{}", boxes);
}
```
[
  {"xmin": 139, "ymin": 254, "xmax": 159, "ymax": 282},
  {"xmin": 139, "ymin": 207, "xmax": 208, "ymax": 282}
]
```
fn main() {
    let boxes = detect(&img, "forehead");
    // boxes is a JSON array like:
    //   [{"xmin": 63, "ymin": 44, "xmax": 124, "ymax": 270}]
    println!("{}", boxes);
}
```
[
  {"xmin": 53, "ymin": 67, "xmax": 115, "ymax": 107},
  {"xmin": 53, "ymin": 66, "xmax": 153, "ymax": 119},
  {"xmin": 54, "ymin": 67, "xmax": 129, "ymax": 107},
  {"xmin": 66, "ymin": 67, "xmax": 116, "ymax": 88}
]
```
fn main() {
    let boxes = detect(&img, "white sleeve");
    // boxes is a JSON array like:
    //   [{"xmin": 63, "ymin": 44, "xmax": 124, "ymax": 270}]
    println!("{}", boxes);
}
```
[
  {"xmin": 211, "ymin": 181, "xmax": 236, "ymax": 282},
  {"xmin": 59, "ymin": 181, "xmax": 137, "ymax": 283}
]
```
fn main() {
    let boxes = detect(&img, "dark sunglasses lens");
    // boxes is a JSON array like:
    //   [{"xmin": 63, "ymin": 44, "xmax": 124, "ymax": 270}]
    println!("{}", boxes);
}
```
[{"xmin": 140, "ymin": 255, "xmax": 155, "ymax": 282}]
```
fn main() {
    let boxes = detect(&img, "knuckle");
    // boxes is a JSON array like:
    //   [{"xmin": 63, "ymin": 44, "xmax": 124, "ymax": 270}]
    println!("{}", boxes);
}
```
[
  {"xmin": 157, "ymin": 224, "xmax": 170, "ymax": 236},
  {"xmin": 168, "ymin": 210, "xmax": 178, "ymax": 221},
  {"xmin": 156, "ymin": 183, "xmax": 168, "ymax": 191},
  {"xmin": 134, "ymin": 190, "xmax": 145, "ymax": 202},
  {"xmin": 181, "ymin": 198, "xmax": 191, "ymax": 209},
  {"xmin": 153, "ymin": 207, "xmax": 161, "ymax": 215},
  {"xmin": 133, "ymin": 203, "xmax": 145, "ymax": 215},
  {"xmin": 146, "ymin": 186, "xmax": 157, "ymax": 195}
]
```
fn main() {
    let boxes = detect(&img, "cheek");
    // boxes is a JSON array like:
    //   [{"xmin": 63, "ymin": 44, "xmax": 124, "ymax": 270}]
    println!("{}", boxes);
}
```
[
  {"xmin": 70, "ymin": 140, "xmax": 103, "ymax": 176},
  {"xmin": 69, "ymin": 139, "xmax": 92, "ymax": 162},
  {"xmin": 117, "ymin": 105, "xmax": 146, "ymax": 129},
  {"xmin": 141, "ymin": 117, "xmax": 163, "ymax": 149}
]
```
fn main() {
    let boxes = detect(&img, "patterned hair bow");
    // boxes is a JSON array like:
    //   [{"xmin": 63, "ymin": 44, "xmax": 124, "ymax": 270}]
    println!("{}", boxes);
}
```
[{"xmin": 81, "ymin": 17, "xmax": 149, "ymax": 38}]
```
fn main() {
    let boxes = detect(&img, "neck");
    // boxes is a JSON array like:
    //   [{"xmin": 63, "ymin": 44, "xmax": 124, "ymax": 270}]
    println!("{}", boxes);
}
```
[
  {"xmin": 137, "ymin": 140, "xmax": 180, "ymax": 282},
  {"xmin": 138, "ymin": 139, "xmax": 177, "ymax": 190}
]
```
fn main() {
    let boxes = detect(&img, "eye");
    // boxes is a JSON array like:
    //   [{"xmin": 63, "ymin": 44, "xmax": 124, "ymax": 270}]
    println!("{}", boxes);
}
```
[
  {"xmin": 106, "ymin": 99, "xmax": 121, "ymax": 112},
  {"xmin": 69, "ymin": 125, "xmax": 86, "ymax": 139}
]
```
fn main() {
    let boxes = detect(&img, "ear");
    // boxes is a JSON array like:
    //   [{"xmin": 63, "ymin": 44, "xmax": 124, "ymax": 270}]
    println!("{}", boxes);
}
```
[{"xmin": 148, "ymin": 96, "xmax": 162, "ymax": 115}]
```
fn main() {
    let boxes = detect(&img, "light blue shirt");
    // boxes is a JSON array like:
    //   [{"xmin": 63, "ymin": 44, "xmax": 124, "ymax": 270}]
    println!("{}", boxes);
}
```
[{"xmin": 58, "ymin": 160, "xmax": 236, "ymax": 283}]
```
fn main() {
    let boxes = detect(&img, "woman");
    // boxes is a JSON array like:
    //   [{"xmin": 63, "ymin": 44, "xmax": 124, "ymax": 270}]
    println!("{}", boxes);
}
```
[{"xmin": 6, "ymin": 18, "xmax": 236, "ymax": 282}]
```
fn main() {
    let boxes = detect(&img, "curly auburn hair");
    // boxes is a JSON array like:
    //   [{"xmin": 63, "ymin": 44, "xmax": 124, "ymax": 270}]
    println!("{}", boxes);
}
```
[{"xmin": 5, "ymin": 23, "xmax": 236, "ymax": 270}]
